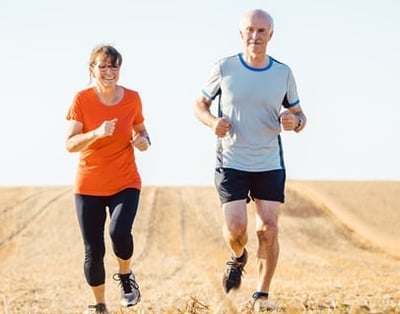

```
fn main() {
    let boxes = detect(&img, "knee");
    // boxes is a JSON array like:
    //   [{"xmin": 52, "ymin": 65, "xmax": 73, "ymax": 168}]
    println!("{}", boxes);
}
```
[
  {"xmin": 256, "ymin": 223, "xmax": 278, "ymax": 244},
  {"xmin": 85, "ymin": 242, "xmax": 105, "ymax": 262},
  {"xmin": 109, "ymin": 228, "xmax": 124, "ymax": 243},
  {"xmin": 109, "ymin": 227, "xmax": 133, "ymax": 259},
  {"xmin": 225, "ymin": 220, "xmax": 247, "ymax": 239},
  {"xmin": 109, "ymin": 222, "xmax": 132, "ymax": 244}
]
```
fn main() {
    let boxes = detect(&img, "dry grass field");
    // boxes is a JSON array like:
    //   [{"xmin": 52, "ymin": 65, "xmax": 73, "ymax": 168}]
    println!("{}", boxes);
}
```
[{"xmin": 0, "ymin": 181, "xmax": 399, "ymax": 314}]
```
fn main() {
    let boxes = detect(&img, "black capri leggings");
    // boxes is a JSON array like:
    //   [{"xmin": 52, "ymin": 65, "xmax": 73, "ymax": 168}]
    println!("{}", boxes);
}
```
[{"xmin": 75, "ymin": 188, "xmax": 140, "ymax": 286}]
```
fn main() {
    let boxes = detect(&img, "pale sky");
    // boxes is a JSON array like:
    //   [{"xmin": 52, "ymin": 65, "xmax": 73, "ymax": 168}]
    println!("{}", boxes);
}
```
[{"xmin": 1, "ymin": 0, "xmax": 399, "ymax": 186}]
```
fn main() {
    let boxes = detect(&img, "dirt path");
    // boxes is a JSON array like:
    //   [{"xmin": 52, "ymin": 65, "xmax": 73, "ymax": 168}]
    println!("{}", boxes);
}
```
[{"xmin": 0, "ymin": 183, "xmax": 399, "ymax": 313}]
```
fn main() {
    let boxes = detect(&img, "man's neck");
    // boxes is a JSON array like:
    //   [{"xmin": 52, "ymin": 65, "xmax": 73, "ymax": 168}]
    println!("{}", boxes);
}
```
[{"xmin": 242, "ymin": 52, "xmax": 269, "ymax": 68}]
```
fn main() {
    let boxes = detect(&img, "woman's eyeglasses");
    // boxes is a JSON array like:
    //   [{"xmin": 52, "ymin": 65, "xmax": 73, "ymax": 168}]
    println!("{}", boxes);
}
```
[{"xmin": 95, "ymin": 64, "xmax": 120, "ymax": 72}]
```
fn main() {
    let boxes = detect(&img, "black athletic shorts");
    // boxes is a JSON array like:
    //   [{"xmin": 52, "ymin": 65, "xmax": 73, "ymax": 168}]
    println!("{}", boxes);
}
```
[{"xmin": 214, "ymin": 167, "xmax": 286, "ymax": 205}]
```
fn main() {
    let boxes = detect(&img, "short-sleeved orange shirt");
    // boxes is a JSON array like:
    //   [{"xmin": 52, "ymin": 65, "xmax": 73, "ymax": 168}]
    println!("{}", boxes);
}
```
[{"xmin": 66, "ymin": 87, "xmax": 144, "ymax": 196}]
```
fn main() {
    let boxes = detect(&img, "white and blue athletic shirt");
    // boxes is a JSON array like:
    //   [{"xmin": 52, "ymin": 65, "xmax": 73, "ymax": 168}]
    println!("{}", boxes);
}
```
[{"xmin": 202, "ymin": 53, "xmax": 300, "ymax": 172}]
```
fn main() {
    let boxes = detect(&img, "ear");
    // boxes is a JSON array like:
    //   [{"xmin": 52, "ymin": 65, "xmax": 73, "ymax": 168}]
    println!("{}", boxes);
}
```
[{"xmin": 268, "ymin": 30, "xmax": 274, "ymax": 41}]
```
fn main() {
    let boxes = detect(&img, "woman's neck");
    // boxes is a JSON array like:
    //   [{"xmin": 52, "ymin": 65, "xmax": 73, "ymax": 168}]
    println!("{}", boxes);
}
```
[{"xmin": 94, "ymin": 85, "xmax": 123, "ymax": 106}]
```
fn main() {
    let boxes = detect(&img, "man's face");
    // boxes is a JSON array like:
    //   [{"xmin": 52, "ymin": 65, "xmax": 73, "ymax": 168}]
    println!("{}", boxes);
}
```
[{"xmin": 240, "ymin": 14, "xmax": 273, "ymax": 55}]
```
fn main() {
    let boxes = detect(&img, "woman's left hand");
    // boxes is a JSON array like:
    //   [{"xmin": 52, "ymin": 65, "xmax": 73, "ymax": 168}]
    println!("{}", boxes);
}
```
[{"xmin": 131, "ymin": 134, "xmax": 150, "ymax": 151}]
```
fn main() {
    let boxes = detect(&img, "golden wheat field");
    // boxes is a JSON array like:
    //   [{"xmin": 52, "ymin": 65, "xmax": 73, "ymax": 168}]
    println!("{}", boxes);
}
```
[{"xmin": 0, "ymin": 181, "xmax": 399, "ymax": 314}]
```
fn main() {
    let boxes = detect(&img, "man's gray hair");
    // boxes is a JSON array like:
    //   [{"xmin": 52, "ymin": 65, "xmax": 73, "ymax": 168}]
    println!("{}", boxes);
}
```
[{"xmin": 240, "ymin": 9, "xmax": 274, "ymax": 34}]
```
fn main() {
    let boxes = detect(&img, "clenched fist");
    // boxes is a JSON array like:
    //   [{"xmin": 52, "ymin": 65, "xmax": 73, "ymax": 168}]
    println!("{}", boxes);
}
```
[{"xmin": 94, "ymin": 118, "xmax": 118, "ymax": 138}]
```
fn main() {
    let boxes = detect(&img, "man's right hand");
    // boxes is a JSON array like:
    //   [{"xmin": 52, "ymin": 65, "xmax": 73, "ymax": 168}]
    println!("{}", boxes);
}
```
[{"xmin": 213, "ymin": 117, "xmax": 232, "ymax": 137}]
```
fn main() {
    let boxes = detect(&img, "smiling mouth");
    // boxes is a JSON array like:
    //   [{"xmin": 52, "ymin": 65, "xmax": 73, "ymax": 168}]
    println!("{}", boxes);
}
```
[{"xmin": 102, "ymin": 78, "xmax": 116, "ymax": 84}]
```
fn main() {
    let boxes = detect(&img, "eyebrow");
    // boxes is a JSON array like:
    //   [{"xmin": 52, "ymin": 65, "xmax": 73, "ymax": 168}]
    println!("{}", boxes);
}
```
[{"xmin": 246, "ymin": 26, "xmax": 267, "ymax": 31}]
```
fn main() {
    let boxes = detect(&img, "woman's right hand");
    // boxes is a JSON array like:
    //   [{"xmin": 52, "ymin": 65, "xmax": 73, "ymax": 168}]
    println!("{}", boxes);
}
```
[{"xmin": 94, "ymin": 118, "xmax": 118, "ymax": 138}]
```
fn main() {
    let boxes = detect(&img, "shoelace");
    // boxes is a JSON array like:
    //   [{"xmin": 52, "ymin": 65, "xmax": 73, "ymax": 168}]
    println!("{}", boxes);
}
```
[
  {"xmin": 226, "ymin": 261, "xmax": 246, "ymax": 280},
  {"xmin": 113, "ymin": 273, "xmax": 139, "ymax": 294}
]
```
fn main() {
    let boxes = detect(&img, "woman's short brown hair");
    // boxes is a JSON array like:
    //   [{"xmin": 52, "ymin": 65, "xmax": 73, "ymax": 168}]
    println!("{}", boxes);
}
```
[{"xmin": 89, "ymin": 45, "xmax": 122, "ymax": 67}]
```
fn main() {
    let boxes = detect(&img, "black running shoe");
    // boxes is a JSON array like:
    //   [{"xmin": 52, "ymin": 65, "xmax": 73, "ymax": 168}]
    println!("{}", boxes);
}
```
[{"xmin": 222, "ymin": 248, "xmax": 248, "ymax": 293}]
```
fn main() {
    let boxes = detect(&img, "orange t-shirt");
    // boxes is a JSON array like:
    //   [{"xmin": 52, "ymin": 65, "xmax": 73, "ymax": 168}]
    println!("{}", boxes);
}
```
[{"xmin": 66, "ymin": 87, "xmax": 145, "ymax": 195}]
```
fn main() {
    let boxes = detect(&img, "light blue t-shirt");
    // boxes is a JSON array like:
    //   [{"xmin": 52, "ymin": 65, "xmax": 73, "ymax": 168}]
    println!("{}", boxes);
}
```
[{"xmin": 202, "ymin": 53, "xmax": 300, "ymax": 172}]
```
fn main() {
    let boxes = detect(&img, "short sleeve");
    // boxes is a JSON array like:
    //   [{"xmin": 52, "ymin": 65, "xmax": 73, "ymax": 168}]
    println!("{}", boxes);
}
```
[
  {"xmin": 284, "ymin": 69, "xmax": 300, "ymax": 108},
  {"xmin": 132, "ymin": 91, "xmax": 145, "ymax": 125},
  {"xmin": 66, "ymin": 93, "xmax": 83, "ymax": 122},
  {"xmin": 201, "ymin": 62, "xmax": 222, "ymax": 100}
]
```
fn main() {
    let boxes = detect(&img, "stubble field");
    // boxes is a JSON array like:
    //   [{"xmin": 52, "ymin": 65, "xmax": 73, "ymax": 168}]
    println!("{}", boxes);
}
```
[{"xmin": 0, "ymin": 181, "xmax": 399, "ymax": 313}]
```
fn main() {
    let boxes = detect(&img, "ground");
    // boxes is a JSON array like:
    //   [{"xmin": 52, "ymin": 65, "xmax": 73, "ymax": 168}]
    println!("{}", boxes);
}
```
[{"xmin": 0, "ymin": 181, "xmax": 399, "ymax": 313}]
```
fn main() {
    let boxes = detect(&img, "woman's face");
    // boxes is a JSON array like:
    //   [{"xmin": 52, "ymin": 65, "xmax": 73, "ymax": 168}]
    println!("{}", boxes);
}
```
[{"xmin": 90, "ymin": 56, "xmax": 121, "ymax": 87}]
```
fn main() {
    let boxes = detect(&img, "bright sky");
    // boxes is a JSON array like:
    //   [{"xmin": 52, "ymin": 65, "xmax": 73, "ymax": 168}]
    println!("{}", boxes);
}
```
[{"xmin": 1, "ymin": 0, "xmax": 399, "ymax": 186}]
